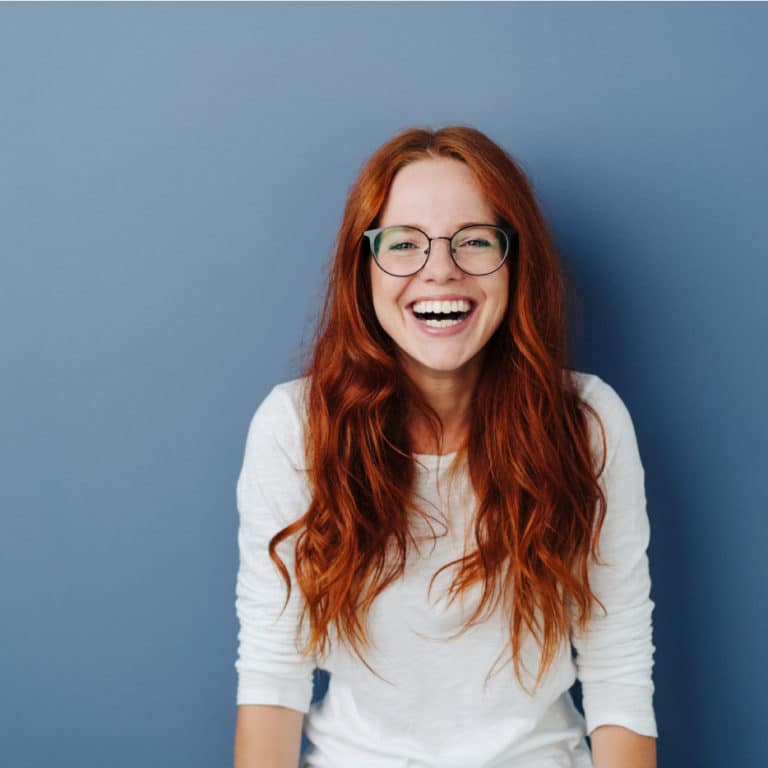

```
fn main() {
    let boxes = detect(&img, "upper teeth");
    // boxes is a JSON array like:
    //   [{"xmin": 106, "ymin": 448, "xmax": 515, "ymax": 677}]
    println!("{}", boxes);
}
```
[{"xmin": 412, "ymin": 299, "xmax": 472, "ymax": 314}]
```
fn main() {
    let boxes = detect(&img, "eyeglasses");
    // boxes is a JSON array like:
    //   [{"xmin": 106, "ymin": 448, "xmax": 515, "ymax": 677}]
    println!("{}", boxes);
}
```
[{"xmin": 363, "ymin": 223, "xmax": 517, "ymax": 277}]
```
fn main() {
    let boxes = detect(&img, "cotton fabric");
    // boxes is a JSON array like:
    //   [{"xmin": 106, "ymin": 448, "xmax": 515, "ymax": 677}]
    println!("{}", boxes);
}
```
[{"xmin": 234, "ymin": 371, "xmax": 657, "ymax": 767}]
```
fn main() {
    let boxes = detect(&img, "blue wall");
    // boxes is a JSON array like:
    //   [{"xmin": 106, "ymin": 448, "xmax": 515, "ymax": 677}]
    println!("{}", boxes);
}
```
[{"xmin": 1, "ymin": 3, "xmax": 765, "ymax": 767}]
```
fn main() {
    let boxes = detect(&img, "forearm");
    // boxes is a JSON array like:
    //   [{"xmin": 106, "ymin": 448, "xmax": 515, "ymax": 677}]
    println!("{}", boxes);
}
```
[
  {"xmin": 590, "ymin": 725, "xmax": 657, "ymax": 768},
  {"xmin": 234, "ymin": 704, "xmax": 304, "ymax": 768}
]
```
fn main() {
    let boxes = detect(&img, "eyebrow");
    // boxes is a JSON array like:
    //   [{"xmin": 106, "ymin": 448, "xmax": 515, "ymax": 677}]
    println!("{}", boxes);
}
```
[{"xmin": 399, "ymin": 221, "xmax": 491, "ymax": 231}]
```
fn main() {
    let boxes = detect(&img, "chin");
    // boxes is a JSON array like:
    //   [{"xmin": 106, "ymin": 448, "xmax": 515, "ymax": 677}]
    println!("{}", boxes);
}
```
[{"xmin": 405, "ymin": 350, "xmax": 475, "ymax": 374}]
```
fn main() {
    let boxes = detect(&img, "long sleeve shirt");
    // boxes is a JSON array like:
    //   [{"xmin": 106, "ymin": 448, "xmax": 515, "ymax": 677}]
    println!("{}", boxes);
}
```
[{"xmin": 234, "ymin": 370, "xmax": 658, "ymax": 767}]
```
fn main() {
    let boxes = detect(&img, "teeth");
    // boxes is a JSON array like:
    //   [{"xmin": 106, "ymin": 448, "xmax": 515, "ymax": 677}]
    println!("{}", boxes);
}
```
[
  {"xmin": 425, "ymin": 317, "xmax": 464, "ymax": 328},
  {"xmin": 412, "ymin": 298, "xmax": 472, "ymax": 314}
]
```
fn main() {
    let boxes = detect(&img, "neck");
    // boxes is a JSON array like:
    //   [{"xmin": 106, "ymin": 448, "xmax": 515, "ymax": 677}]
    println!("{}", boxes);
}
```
[{"xmin": 401, "ymin": 353, "xmax": 483, "ymax": 455}]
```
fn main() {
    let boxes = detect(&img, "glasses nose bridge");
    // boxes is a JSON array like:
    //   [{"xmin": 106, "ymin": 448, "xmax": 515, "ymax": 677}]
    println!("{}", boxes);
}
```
[
  {"xmin": 421, "ymin": 234, "xmax": 460, "ymax": 277},
  {"xmin": 425, "ymin": 234, "xmax": 455, "ymax": 262},
  {"xmin": 427, "ymin": 234, "xmax": 453, "ymax": 248}
]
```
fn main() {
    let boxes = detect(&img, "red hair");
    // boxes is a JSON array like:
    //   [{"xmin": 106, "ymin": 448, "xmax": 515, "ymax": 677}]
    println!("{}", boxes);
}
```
[{"xmin": 269, "ymin": 125, "xmax": 608, "ymax": 694}]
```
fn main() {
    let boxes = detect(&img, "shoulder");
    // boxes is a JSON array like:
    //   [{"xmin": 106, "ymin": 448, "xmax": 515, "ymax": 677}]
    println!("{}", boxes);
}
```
[
  {"xmin": 566, "ymin": 368, "xmax": 632, "ymax": 418},
  {"xmin": 566, "ymin": 368, "xmax": 618, "ymax": 409},
  {"xmin": 247, "ymin": 376, "xmax": 309, "ymax": 435},
  {"xmin": 240, "ymin": 376, "xmax": 310, "ymax": 478},
  {"xmin": 252, "ymin": 376, "xmax": 309, "ymax": 428},
  {"xmin": 565, "ymin": 368, "xmax": 639, "ymax": 471}
]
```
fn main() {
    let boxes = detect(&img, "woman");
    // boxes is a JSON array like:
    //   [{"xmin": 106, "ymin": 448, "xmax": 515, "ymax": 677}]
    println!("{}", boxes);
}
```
[{"xmin": 233, "ymin": 126, "xmax": 658, "ymax": 768}]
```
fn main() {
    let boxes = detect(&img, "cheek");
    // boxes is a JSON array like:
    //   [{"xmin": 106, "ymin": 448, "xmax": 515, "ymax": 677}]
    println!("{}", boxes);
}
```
[
  {"xmin": 499, "ymin": 283, "xmax": 510, "ymax": 316},
  {"xmin": 484, "ymin": 271, "xmax": 510, "ymax": 320},
  {"xmin": 370, "ymin": 264, "xmax": 406, "ymax": 315},
  {"xmin": 369, "ymin": 261, "xmax": 384, "ymax": 316}
]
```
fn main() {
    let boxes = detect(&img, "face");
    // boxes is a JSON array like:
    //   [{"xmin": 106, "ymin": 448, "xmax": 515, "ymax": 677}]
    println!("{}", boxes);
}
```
[{"xmin": 369, "ymin": 157, "xmax": 510, "ymax": 388}]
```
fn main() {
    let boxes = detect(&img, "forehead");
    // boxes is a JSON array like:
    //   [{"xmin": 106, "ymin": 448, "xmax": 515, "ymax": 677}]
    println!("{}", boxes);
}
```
[{"xmin": 379, "ymin": 157, "xmax": 495, "ymax": 227}]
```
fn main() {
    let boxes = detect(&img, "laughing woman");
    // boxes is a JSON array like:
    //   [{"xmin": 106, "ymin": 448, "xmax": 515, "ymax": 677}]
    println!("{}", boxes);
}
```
[{"xmin": 233, "ymin": 126, "xmax": 658, "ymax": 768}]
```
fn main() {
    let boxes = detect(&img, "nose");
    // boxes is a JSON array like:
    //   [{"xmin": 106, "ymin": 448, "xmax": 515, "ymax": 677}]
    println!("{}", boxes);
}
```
[{"xmin": 421, "ymin": 237, "xmax": 463, "ymax": 281}]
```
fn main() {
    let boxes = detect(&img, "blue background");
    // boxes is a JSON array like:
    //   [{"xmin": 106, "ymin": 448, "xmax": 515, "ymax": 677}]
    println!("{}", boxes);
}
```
[{"xmin": 1, "ymin": 3, "xmax": 766, "ymax": 767}]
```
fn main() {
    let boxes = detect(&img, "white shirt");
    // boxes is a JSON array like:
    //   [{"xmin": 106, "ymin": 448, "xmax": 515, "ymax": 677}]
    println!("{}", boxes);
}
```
[{"xmin": 234, "ymin": 370, "xmax": 657, "ymax": 767}]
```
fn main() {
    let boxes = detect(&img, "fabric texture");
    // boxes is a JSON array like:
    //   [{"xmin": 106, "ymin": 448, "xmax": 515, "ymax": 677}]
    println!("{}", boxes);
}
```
[{"xmin": 234, "ymin": 370, "xmax": 657, "ymax": 767}]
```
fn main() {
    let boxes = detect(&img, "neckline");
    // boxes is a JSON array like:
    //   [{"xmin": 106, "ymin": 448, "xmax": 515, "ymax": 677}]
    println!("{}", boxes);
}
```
[{"xmin": 413, "ymin": 450, "xmax": 460, "ymax": 470}]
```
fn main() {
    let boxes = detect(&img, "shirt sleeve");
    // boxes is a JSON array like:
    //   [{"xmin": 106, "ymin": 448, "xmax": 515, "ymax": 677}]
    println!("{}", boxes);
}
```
[
  {"xmin": 234, "ymin": 383, "xmax": 316, "ymax": 712},
  {"xmin": 570, "ymin": 378, "xmax": 658, "ymax": 738}
]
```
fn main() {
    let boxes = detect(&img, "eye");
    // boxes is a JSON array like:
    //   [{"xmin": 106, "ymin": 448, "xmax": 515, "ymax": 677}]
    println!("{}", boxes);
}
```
[
  {"xmin": 388, "ymin": 240, "xmax": 418, "ymax": 251},
  {"xmin": 457, "ymin": 238, "xmax": 491, "ymax": 248}
]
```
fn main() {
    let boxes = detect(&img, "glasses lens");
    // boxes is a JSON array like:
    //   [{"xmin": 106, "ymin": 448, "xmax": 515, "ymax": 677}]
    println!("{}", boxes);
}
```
[
  {"xmin": 373, "ymin": 226, "xmax": 428, "ymax": 275},
  {"xmin": 451, "ymin": 226, "xmax": 508, "ymax": 275}
]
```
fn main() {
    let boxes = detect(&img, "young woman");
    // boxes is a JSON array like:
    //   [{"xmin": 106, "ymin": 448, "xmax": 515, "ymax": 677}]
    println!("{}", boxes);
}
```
[{"xmin": 233, "ymin": 126, "xmax": 658, "ymax": 768}]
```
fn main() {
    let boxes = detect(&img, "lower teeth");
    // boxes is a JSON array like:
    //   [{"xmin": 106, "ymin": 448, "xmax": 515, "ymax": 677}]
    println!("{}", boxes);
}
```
[{"xmin": 424, "ymin": 316, "xmax": 465, "ymax": 328}]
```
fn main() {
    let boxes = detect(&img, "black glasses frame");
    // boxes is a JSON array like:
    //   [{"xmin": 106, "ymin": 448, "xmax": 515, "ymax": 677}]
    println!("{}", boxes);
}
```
[{"xmin": 363, "ymin": 223, "xmax": 518, "ymax": 277}]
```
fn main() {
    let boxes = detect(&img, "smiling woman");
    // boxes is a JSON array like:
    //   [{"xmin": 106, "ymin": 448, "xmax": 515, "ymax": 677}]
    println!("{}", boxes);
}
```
[{"xmin": 233, "ymin": 125, "xmax": 658, "ymax": 768}]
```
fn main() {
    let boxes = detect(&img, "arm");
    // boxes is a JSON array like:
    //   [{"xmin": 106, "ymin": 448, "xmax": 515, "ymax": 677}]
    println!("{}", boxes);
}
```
[
  {"xmin": 590, "ymin": 724, "xmax": 656, "ymax": 768},
  {"xmin": 234, "ymin": 704, "xmax": 304, "ymax": 768},
  {"xmin": 233, "ymin": 383, "xmax": 315, "ymax": 766},
  {"xmin": 571, "ymin": 379, "xmax": 659, "ymax": 742}
]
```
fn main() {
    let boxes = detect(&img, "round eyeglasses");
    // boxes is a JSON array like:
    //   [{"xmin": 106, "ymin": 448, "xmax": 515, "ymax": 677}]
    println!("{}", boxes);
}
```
[{"xmin": 363, "ymin": 223, "xmax": 518, "ymax": 277}]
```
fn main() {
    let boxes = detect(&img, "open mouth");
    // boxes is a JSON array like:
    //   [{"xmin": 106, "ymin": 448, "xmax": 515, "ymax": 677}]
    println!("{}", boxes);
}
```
[{"xmin": 409, "ymin": 301, "xmax": 476, "ymax": 328}]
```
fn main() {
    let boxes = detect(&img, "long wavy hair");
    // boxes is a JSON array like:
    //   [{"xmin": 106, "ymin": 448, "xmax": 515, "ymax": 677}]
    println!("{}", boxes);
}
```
[{"xmin": 268, "ymin": 125, "xmax": 609, "ymax": 694}]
